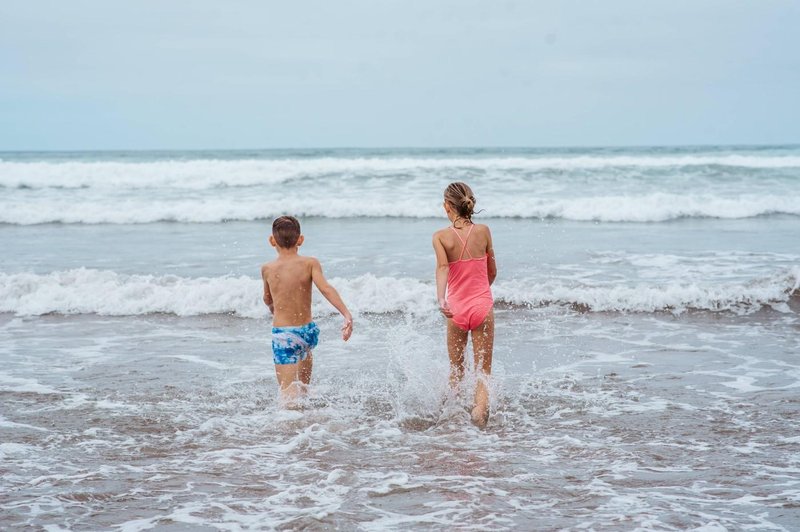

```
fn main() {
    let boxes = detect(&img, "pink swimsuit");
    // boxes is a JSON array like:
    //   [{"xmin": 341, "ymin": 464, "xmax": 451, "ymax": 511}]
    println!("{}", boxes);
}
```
[{"xmin": 447, "ymin": 225, "xmax": 494, "ymax": 331}]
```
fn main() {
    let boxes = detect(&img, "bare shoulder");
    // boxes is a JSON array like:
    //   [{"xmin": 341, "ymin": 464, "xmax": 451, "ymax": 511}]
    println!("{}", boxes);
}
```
[
  {"xmin": 302, "ymin": 256, "xmax": 322, "ymax": 275},
  {"xmin": 474, "ymin": 223, "xmax": 493, "ymax": 238},
  {"xmin": 260, "ymin": 262, "xmax": 272, "ymax": 275},
  {"xmin": 474, "ymin": 224, "xmax": 493, "ymax": 248},
  {"xmin": 432, "ymin": 227, "xmax": 450, "ymax": 242}
]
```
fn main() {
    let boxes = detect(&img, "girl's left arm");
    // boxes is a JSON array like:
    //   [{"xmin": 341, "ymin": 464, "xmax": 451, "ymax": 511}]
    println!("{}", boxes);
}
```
[{"xmin": 485, "ymin": 226, "xmax": 497, "ymax": 285}]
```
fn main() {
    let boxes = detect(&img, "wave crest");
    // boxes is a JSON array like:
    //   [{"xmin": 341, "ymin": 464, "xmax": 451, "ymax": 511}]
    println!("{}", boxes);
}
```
[
  {"xmin": 2, "ymin": 193, "xmax": 800, "ymax": 224},
  {"xmin": 2, "ymin": 154, "xmax": 800, "ymax": 190},
  {"xmin": 1, "ymin": 269, "xmax": 797, "ymax": 318}
]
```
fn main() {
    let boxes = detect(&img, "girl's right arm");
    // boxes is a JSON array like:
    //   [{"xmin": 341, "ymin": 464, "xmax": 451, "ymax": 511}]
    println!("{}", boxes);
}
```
[
  {"xmin": 485, "ymin": 226, "xmax": 497, "ymax": 285},
  {"xmin": 432, "ymin": 232, "xmax": 453, "ymax": 318}
]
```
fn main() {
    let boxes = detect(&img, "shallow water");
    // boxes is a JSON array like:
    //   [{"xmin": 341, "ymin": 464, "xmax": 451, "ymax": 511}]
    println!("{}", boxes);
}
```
[{"xmin": 2, "ymin": 309, "xmax": 799, "ymax": 530}]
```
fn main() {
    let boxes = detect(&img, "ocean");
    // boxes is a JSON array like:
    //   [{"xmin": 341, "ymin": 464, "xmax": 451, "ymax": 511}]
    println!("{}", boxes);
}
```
[{"xmin": 1, "ymin": 145, "xmax": 799, "ymax": 530}]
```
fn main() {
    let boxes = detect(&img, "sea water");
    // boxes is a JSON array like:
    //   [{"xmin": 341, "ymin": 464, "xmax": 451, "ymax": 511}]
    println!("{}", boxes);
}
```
[{"xmin": 1, "ymin": 146, "xmax": 799, "ymax": 529}]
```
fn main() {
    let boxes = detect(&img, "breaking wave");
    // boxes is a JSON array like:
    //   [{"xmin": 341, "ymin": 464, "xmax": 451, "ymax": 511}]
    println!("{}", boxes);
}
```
[
  {"xmin": 1, "ymin": 154, "xmax": 800, "ymax": 190},
  {"xmin": 2, "ymin": 193, "xmax": 800, "ymax": 224},
  {"xmin": 1, "ymin": 268, "xmax": 797, "ymax": 317}
]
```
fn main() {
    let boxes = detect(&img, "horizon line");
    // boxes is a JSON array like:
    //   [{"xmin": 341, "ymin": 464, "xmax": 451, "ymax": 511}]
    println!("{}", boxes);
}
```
[{"xmin": 2, "ymin": 141, "xmax": 800, "ymax": 154}]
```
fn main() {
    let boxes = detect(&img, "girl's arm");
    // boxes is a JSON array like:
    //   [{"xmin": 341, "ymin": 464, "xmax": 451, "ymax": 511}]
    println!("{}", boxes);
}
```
[
  {"xmin": 310, "ymin": 258, "xmax": 353, "ymax": 341},
  {"xmin": 485, "ymin": 226, "xmax": 497, "ymax": 285},
  {"xmin": 432, "ymin": 232, "xmax": 453, "ymax": 317},
  {"xmin": 261, "ymin": 264, "xmax": 274, "ymax": 314}
]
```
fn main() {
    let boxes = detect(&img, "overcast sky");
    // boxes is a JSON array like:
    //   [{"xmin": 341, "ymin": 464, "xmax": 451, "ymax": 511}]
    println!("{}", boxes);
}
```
[{"xmin": 1, "ymin": 1, "xmax": 798, "ymax": 150}]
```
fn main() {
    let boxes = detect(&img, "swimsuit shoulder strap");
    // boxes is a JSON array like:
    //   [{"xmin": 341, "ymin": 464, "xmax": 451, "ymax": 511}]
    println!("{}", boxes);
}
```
[{"xmin": 450, "ymin": 224, "xmax": 475, "ymax": 260}]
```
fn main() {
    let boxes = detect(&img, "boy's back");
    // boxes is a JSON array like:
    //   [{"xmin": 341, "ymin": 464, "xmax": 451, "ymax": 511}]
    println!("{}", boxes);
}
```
[{"xmin": 261, "ymin": 254, "xmax": 314, "ymax": 327}]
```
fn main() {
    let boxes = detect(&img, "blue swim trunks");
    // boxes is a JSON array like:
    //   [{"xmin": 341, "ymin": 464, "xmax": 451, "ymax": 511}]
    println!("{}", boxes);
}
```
[{"xmin": 271, "ymin": 321, "xmax": 320, "ymax": 365}]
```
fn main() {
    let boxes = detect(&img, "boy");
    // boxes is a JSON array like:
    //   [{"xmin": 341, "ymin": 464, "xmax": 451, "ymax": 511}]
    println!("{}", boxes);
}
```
[{"xmin": 261, "ymin": 215, "xmax": 353, "ymax": 405}]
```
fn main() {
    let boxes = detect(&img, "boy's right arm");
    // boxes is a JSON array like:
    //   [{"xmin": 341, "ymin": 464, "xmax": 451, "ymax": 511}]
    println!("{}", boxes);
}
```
[
  {"xmin": 310, "ymin": 258, "xmax": 353, "ymax": 341},
  {"xmin": 261, "ymin": 264, "xmax": 274, "ymax": 314}
]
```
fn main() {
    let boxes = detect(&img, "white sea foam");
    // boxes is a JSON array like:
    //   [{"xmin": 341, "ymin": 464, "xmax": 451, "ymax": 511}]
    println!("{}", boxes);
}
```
[
  {"xmin": 494, "ymin": 269, "xmax": 800, "ymax": 314},
  {"xmin": 2, "ymin": 193, "xmax": 799, "ymax": 224},
  {"xmin": 1, "ymin": 268, "xmax": 797, "ymax": 317},
  {"xmin": 2, "ymin": 154, "xmax": 800, "ymax": 190},
  {"xmin": 0, "ymin": 415, "xmax": 49, "ymax": 432},
  {"xmin": 0, "ymin": 269, "xmax": 264, "ymax": 318},
  {"xmin": 0, "ymin": 371, "xmax": 61, "ymax": 394}
]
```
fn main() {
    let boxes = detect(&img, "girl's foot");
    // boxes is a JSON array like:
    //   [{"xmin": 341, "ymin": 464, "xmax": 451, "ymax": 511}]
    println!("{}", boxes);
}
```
[
  {"xmin": 471, "ymin": 403, "xmax": 489, "ymax": 428},
  {"xmin": 471, "ymin": 377, "xmax": 490, "ymax": 427}
]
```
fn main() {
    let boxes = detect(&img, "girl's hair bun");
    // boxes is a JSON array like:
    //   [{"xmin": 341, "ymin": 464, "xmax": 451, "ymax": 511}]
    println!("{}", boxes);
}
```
[{"xmin": 444, "ymin": 182, "xmax": 477, "ymax": 221}]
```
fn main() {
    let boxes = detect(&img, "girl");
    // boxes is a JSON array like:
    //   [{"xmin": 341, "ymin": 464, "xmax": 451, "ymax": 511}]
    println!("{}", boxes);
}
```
[{"xmin": 432, "ymin": 182, "xmax": 497, "ymax": 427}]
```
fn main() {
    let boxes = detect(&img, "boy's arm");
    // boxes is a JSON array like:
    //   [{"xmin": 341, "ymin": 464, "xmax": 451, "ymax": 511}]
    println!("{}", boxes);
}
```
[
  {"xmin": 261, "ymin": 264, "xmax": 274, "ymax": 314},
  {"xmin": 310, "ymin": 258, "xmax": 353, "ymax": 341},
  {"xmin": 432, "ymin": 232, "xmax": 453, "ymax": 318},
  {"xmin": 485, "ymin": 226, "xmax": 497, "ymax": 285}
]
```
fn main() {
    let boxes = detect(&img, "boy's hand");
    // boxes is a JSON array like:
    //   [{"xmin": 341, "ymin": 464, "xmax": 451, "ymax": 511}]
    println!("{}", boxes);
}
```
[
  {"xmin": 342, "ymin": 317, "xmax": 353, "ymax": 341},
  {"xmin": 438, "ymin": 298, "xmax": 453, "ymax": 318}
]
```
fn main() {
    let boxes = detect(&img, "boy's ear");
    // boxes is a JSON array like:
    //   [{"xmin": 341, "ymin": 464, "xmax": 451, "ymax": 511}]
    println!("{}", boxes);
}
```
[
  {"xmin": 296, "ymin": 235, "xmax": 305, "ymax": 247},
  {"xmin": 268, "ymin": 235, "xmax": 277, "ymax": 248}
]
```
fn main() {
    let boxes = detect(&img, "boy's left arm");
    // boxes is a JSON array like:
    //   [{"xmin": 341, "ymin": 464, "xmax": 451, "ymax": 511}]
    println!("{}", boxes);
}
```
[
  {"xmin": 261, "ymin": 264, "xmax": 274, "ymax": 314},
  {"xmin": 310, "ymin": 258, "xmax": 353, "ymax": 341}
]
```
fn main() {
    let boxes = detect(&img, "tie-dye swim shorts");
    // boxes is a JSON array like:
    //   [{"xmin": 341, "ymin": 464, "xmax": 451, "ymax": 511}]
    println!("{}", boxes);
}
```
[{"xmin": 271, "ymin": 321, "xmax": 320, "ymax": 365}]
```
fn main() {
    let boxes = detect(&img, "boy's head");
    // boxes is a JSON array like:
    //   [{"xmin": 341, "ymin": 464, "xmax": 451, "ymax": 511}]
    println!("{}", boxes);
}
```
[{"xmin": 271, "ymin": 215, "xmax": 302, "ymax": 249}]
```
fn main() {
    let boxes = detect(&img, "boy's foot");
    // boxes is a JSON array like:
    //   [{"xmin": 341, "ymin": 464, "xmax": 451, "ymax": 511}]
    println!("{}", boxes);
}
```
[{"xmin": 278, "ymin": 383, "xmax": 307, "ymax": 410}]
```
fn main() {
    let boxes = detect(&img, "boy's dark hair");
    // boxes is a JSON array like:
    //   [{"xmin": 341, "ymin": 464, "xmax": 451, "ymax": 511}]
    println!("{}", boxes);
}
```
[{"xmin": 272, "ymin": 216, "xmax": 301, "ymax": 248}]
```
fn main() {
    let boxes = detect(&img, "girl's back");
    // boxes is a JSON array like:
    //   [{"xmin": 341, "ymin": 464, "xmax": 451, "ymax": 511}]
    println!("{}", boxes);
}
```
[{"xmin": 437, "ymin": 223, "xmax": 492, "ymax": 263}]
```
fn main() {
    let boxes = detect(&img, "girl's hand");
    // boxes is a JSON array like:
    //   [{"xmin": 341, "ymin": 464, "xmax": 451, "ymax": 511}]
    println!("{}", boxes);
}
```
[
  {"xmin": 438, "ymin": 298, "xmax": 453, "ymax": 318},
  {"xmin": 341, "ymin": 317, "xmax": 353, "ymax": 341}
]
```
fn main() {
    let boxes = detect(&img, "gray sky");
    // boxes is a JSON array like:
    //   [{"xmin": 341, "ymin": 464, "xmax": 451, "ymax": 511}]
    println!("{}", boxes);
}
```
[{"xmin": 1, "ymin": 1, "xmax": 798, "ymax": 150}]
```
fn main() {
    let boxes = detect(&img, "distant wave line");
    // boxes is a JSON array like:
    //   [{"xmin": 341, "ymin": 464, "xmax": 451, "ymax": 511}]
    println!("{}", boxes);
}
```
[
  {"xmin": 1, "ymin": 153, "xmax": 800, "ymax": 189},
  {"xmin": 2, "ymin": 193, "xmax": 799, "ymax": 224}
]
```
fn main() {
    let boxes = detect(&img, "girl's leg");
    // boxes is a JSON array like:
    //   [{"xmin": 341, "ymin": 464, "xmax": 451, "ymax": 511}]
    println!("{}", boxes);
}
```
[
  {"xmin": 447, "ymin": 319, "xmax": 469, "ymax": 389},
  {"xmin": 470, "ymin": 309, "xmax": 495, "ymax": 427}
]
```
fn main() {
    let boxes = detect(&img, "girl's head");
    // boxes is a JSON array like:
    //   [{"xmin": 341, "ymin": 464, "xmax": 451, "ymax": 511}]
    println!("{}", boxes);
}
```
[{"xmin": 443, "ymin": 182, "xmax": 476, "ymax": 222}]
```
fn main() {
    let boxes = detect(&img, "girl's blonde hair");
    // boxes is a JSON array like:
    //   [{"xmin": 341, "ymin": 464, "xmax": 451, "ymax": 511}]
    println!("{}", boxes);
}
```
[{"xmin": 444, "ymin": 182, "xmax": 476, "ymax": 222}]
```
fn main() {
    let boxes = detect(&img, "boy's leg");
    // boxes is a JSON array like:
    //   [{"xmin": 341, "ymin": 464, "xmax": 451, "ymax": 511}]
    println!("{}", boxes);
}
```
[
  {"xmin": 447, "ymin": 319, "xmax": 469, "ymax": 389},
  {"xmin": 299, "ymin": 351, "xmax": 313, "ymax": 385},
  {"xmin": 470, "ymin": 309, "xmax": 495, "ymax": 427},
  {"xmin": 274, "ymin": 363, "xmax": 303, "ymax": 406}
]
